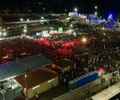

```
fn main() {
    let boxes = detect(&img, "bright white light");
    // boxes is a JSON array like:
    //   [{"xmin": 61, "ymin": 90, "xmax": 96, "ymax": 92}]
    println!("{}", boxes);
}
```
[
  {"xmin": 3, "ymin": 32, "xmax": 7, "ymax": 36},
  {"xmin": 74, "ymin": 8, "xmax": 78, "ymax": 12},
  {"xmin": 41, "ymin": 16, "xmax": 44, "ymax": 20},
  {"xmin": 23, "ymin": 29, "xmax": 27, "ymax": 33},
  {"xmin": 95, "ymin": 6, "xmax": 98, "ymax": 9},
  {"xmin": 94, "ymin": 12, "xmax": 98, "ymax": 16},
  {"xmin": 27, "ymin": 19, "xmax": 30, "ymax": 22},
  {"xmin": 70, "ymin": 24, "xmax": 73, "ymax": 27},
  {"xmin": 36, "ymin": 32, "xmax": 42, "ymax": 36},
  {"xmin": 73, "ymin": 32, "xmax": 76, "ymax": 36},
  {"xmin": 24, "ymin": 74, "xmax": 27, "ymax": 78},
  {"xmin": 68, "ymin": 29, "xmax": 73, "ymax": 34},
  {"xmin": 20, "ymin": 18, "xmax": 23, "ymax": 21},
  {"xmin": 82, "ymin": 37, "xmax": 87, "ymax": 43},
  {"xmin": 0, "ymin": 32, "xmax": 2, "ymax": 35}
]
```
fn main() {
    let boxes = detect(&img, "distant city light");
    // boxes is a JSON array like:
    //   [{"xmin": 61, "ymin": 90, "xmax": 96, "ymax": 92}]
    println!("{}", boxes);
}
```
[
  {"xmin": 74, "ymin": 8, "xmax": 78, "ymax": 12},
  {"xmin": 94, "ymin": 6, "xmax": 98, "ymax": 9}
]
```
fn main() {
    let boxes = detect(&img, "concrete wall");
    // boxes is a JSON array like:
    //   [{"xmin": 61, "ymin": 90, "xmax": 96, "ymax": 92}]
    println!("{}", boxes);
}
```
[{"xmin": 27, "ymin": 76, "xmax": 59, "ymax": 99}]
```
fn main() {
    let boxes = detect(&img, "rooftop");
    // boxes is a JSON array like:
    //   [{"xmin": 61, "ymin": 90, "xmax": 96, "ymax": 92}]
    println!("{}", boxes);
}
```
[{"xmin": 15, "ymin": 68, "xmax": 57, "ymax": 90}]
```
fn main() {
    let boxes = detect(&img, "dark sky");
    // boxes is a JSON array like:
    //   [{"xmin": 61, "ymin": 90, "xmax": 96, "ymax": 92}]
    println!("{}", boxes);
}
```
[{"xmin": 0, "ymin": 0, "xmax": 120, "ymax": 17}]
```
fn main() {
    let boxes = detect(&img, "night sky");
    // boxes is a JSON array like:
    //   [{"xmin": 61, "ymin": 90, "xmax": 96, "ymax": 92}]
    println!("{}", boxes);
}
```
[{"xmin": 0, "ymin": 0, "xmax": 120, "ymax": 17}]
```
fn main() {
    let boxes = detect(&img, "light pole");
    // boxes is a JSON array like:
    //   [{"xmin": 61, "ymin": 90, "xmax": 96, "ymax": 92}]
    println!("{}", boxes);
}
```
[
  {"xmin": 94, "ymin": 6, "xmax": 98, "ymax": 16},
  {"xmin": 24, "ymin": 74, "xmax": 28, "ymax": 99},
  {"xmin": 23, "ymin": 25, "xmax": 27, "ymax": 35},
  {"xmin": 0, "ymin": 28, "xmax": 7, "ymax": 38},
  {"xmin": 24, "ymin": 74, "xmax": 28, "ymax": 90}
]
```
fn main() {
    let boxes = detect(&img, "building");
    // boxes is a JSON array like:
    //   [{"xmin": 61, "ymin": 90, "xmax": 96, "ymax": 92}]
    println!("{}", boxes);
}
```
[
  {"xmin": 54, "ymin": 59, "xmax": 74, "ymax": 73},
  {"xmin": 0, "ymin": 54, "xmax": 53, "ymax": 99},
  {"xmin": 0, "ymin": 54, "xmax": 52, "ymax": 81},
  {"xmin": 15, "ymin": 69, "xmax": 58, "ymax": 99}
]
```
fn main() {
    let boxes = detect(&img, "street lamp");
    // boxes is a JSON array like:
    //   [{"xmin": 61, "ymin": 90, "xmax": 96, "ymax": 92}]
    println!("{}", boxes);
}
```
[
  {"xmin": 3, "ymin": 29, "xmax": 7, "ymax": 37},
  {"xmin": 81, "ymin": 37, "xmax": 87, "ymax": 44},
  {"xmin": 23, "ymin": 25, "xmax": 27, "ymax": 35},
  {"xmin": 23, "ymin": 29, "xmax": 27, "ymax": 33},
  {"xmin": 94, "ymin": 12, "xmax": 98, "ymax": 16},
  {"xmin": 20, "ymin": 18, "xmax": 23, "ymax": 21},
  {"xmin": 3, "ymin": 32, "xmax": 7, "ymax": 36},
  {"xmin": 94, "ymin": 6, "xmax": 98, "ymax": 16},
  {"xmin": 41, "ymin": 16, "xmax": 44, "ymax": 20},
  {"xmin": 94, "ymin": 6, "xmax": 98, "ymax": 9},
  {"xmin": 74, "ymin": 8, "xmax": 78, "ymax": 12},
  {"xmin": 24, "ymin": 74, "xmax": 28, "ymax": 97}
]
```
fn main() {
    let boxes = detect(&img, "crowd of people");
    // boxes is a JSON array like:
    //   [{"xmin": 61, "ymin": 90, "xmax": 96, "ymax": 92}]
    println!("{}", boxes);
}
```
[
  {"xmin": 0, "ymin": 33, "xmax": 119, "ymax": 82},
  {"xmin": 0, "ymin": 36, "xmax": 40, "ymax": 63}
]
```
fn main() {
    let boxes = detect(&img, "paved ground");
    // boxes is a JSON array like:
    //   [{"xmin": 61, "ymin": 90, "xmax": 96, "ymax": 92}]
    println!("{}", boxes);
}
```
[
  {"xmin": 30, "ymin": 83, "xmax": 69, "ymax": 100},
  {"xmin": 53, "ymin": 70, "xmax": 120, "ymax": 100}
]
